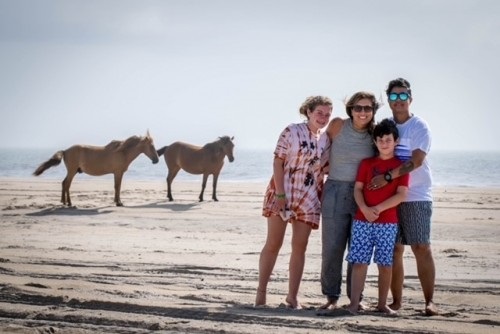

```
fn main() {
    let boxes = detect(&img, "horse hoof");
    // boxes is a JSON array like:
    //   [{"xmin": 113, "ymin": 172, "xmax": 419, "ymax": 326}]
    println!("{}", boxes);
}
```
[{"xmin": 116, "ymin": 202, "xmax": 123, "ymax": 207}]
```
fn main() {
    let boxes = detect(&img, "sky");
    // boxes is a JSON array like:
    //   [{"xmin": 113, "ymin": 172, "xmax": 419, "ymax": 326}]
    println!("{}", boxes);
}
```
[{"xmin": 1, "ymin": 0, "xmax": 499, "ymax": 152}]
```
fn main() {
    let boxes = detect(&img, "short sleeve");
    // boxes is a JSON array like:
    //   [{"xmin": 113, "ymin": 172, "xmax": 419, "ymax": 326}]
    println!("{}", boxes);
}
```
[{"xmin": 273, "ymin": 125, "xmax": 293, "ymax": 160}]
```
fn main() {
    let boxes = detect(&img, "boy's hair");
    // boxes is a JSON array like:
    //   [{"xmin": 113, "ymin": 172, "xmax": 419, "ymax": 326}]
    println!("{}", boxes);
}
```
[
  {"xmin": 386, "ymin": 77, "xmax": 412, "ymax": 97},
  {"xmin": 373, "ymin": 118, "xmax": 399, "ymax": 141}
]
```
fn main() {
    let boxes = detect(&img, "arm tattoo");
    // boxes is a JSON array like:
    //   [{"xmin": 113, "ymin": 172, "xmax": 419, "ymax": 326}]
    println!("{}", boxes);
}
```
[{"xmin": 399, "ymin": 161, "xmax": 415, "ymax": 176}]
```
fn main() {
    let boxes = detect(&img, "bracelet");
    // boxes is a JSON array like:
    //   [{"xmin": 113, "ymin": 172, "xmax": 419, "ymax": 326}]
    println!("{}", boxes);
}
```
[{"xmin": 275, "ymin": 193, "xmax": 286, "ymax": 199}]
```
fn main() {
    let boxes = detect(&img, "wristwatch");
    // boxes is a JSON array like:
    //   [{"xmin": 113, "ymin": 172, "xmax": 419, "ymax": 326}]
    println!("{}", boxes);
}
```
[{"xmin": 384, "ymin": 171, "xmax": 393, "ymax": 183}]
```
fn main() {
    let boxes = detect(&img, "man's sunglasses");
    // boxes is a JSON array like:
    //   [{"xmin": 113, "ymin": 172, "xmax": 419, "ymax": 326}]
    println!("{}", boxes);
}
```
[{"xmin": 388, "ymin": 92, "xmax": 411, "ymax": 102}]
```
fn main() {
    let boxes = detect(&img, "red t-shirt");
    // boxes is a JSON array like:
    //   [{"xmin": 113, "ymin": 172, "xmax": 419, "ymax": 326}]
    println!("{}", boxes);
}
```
[{"xmin": 354, "ymin": 156, "xmax": 410, "ymax": 223}]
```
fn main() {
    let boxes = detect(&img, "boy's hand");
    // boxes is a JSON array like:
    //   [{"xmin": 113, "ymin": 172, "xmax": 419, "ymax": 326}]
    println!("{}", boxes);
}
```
[{"xmin": 361, "ymin": 206, "xmax": 379, "ymax": 222}]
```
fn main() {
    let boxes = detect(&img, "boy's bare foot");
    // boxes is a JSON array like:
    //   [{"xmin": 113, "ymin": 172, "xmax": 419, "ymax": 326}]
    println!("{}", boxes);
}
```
[
  {"xmin": 319, "ymin": 299, "xmax": 338, "ymax": 310},
  {"xmin": 388, "ymin": 301, "xmax": 401, "ymax": 311},
  {"xmin": 255, "ymin": 289, "xmax": 266, "ymax": 307},
  {"xmin": 377, "ymin": 304, "xmax": 398, "ymax": 316},
  {"xmin": 425, "ymin": 301, "xmax": 439, "ymax": 316}
]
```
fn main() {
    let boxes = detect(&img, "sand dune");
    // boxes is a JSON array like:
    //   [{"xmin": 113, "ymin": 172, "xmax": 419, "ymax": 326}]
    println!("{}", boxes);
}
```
[{"xmin": 0, "ymin": 178, "xmax": 499, "ymax": 333}]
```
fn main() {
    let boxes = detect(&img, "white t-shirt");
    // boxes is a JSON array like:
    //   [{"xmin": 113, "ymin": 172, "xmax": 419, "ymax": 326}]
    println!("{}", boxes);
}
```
[{"xmin": 392, "ymin": 115, "xmax": 433, "ymax": 202}]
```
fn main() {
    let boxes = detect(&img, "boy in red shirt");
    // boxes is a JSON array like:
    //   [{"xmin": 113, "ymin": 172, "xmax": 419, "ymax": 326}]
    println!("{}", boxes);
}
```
[{"xmin": 347, "ymin": 118, "xmax": 409, "ymax": 315}]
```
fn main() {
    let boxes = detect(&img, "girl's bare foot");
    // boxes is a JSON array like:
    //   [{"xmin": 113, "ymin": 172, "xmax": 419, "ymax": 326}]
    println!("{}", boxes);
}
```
[
  {"xmin": 255, "ymin": 289, "xmax": 266, "ymax": 307},
  {"xmin": 425, "ymin": 301, "xmax": 439, "ymax": 316},
  {"xmin": 358, "ymin": 301, "xmax": 368, "ymax": 311},
  {"xmin": 285, "ymin": 296, "xmax": 302, "ymax": 309}
]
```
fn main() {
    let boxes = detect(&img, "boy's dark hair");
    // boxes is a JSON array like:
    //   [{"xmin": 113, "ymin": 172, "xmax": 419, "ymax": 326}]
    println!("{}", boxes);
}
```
[
  {"xmin": 373, "ymin": 118, "xmax": 399, "ymax": 141},
  {"xmin": 386, "ymin": 77, "xmax": 412, "ymax": 97}
]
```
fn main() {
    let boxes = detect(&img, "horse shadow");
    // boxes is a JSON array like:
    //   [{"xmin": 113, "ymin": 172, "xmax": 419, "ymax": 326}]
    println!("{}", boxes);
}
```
[
  {"xmin": 26, "ymin": 206, "xmax": 113, "ymax": 217},
  {"xmin": 127, "ymin": 201, "xmax": 200, "ymax": 212}
]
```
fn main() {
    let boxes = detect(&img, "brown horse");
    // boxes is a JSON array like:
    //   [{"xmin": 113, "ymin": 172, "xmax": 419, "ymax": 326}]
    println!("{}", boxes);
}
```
[
  {"xmin": 156, "ymin": 136, "xmax": 235, "ymax": 202},
  {"xmin": 33, "ymin": 131, "xmax": 159, "ymax": 207}
]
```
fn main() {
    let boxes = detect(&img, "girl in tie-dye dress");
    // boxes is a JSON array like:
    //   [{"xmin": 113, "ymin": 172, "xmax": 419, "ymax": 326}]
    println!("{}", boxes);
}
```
[{"xmin": 256, "ymin": 96, "xmax": 332, "ymax": 309}]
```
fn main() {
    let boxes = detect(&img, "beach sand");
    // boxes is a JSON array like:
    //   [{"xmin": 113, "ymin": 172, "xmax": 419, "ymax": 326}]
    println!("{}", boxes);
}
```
[{"xmin": 0, "ymin": 178, "xmax": 499, "ymax": 333}]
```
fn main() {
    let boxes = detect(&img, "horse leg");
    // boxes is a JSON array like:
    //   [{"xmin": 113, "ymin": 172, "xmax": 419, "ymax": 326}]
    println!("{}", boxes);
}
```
[
  {"xmin": 62, "ymin": 172, "xmax": 76, "ymax": 206},
  {"xmin": 212, "ymin": 172, "xmax": 220, "ymax": 202},
  {"xmin": 114, "ymin": 172, "xmax": 124, "ymax": 206},
  {"xmin": 199, "ymin": 173, "xmax": 209, "ymax": 202},
  {"xmin": 166, "ymin": 167, "xmax": 180, "ymax": 201}
]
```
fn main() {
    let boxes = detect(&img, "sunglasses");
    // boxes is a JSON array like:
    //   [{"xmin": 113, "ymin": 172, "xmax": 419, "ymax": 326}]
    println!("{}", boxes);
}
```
[
  {"xmin": 352, "ymin": 105, "xmax": 374, "ymax": 113},
  {"xmin": 388, "ymin": 92, "xmax": 411, "ymax": 102}
]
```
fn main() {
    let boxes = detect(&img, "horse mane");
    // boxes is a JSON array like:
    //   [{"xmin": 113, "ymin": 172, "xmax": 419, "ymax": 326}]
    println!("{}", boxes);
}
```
[
  {"xmin": 119, "ymin": 135, "xmax": 142, "ymax": 151},
  {"xmin": 104, "ymin": 136, "xmax": 142, "ymax": 152},
  {"xmin": 105, "ymin": 140, "xmax": 123, "ymax": 150},
  {"xmin": 203, "ymin": 136, "xmax": 233, "ymax": 158}
]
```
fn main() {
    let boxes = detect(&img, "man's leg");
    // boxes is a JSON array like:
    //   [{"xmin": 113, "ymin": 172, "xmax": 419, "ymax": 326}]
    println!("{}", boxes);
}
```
[{"xmin": 412, "ymin": 243, "xmax": 438, "ymax": 315}]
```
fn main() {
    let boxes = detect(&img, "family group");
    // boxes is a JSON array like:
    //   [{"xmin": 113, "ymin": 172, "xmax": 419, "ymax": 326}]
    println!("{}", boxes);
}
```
[{"xmin": 255, "ymin": 77, "xmax": 438, "ymax": 317}]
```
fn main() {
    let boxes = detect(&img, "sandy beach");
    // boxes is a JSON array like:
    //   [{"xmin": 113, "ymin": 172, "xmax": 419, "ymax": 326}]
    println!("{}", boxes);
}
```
[{"xmin": 0, "ymin": 177, "xmax": 499, "ymax": 333}]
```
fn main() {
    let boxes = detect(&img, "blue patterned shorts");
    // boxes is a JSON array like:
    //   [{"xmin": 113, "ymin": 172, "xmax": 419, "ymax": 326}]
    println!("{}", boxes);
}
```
[{"xmin": 346, "ymin": 219, "xmax": 398, "ymax": 266}]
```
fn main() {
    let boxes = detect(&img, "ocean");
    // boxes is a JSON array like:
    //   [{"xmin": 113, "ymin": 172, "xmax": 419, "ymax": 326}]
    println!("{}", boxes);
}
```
[{"xmin": 1, "ymin": 148, "xmax": 499, "ymax": 188}]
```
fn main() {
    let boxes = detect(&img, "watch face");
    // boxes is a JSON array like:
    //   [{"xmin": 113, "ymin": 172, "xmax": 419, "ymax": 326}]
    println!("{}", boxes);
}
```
[{"xmin": 384, "ymin": 173, "xmax": 391, "ymax": 181}]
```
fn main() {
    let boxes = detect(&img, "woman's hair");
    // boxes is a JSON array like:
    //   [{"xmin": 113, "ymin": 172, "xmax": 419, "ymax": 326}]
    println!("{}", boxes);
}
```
[
  {"xmin": 386, "ymin": 77, "xmax": 412, "ymax": 97},
  {"xmin": 299, "ymin": 96, "xmax": 332, "ymax": 119},
  {"xmin": 345, "ymin": 91, "xmax": 380, "ymax": 134}
]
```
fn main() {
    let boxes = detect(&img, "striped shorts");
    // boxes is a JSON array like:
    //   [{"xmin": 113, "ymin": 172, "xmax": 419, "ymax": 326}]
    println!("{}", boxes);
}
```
[{"xmin": 397, "ymin": 201, "xmax": 433, "ymax": 245}]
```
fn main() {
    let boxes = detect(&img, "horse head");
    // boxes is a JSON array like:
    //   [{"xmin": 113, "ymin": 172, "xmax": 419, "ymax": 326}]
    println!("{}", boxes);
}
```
[
  {"xmin": 219, "ymin": 136, "xmax": 235, "ymax": 162},
  {"xmin": 142, "ymin": 130, "xmax": 159, "ymax": 164}
]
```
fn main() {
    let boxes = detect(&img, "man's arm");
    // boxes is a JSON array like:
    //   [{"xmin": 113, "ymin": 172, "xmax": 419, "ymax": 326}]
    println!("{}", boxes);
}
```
[{"xmin": 367, "ymin": 149, "xmax": 426, "ymax": 190}]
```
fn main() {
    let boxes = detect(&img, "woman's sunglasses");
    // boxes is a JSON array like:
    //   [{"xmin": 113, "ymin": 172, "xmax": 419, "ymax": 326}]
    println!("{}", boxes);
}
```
[
  {"xmin": 352, "ymin": 105, "xmax": 374, "ymax": 113},
  {"xmin": 388, "ymin": 92, "xmax": 411, "ymax": 102}
]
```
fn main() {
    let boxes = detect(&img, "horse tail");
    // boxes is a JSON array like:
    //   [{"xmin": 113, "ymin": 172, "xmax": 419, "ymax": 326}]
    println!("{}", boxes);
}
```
[
  {"xmin": 33, "ymin": 151, "xmax": 64, "ymax": 176},
  {"xmin": 157, "ymin": 146, "xmax": 168, "ymax": 157}
]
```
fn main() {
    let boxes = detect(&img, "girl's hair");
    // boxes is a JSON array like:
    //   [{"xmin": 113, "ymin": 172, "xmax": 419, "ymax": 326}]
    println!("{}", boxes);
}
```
[
  {"xmin": 299, "ymin": 96, "xmax": 333, "ymax": 119},
  {"xmin": 345, "ymin": 91, "xmax": 380, "ymax": 134}
]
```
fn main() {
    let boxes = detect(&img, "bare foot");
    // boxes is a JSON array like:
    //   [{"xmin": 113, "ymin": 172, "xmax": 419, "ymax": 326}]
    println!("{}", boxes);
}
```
[
  {"xmin": 347, "ymin": 304, "xmax": 358, "ymax": 315},
  {"xmin": 255, "ymin": 289, "xmax": 266, "ymax": 307},
  {"xmin": 319, "ymin": 299, "xmax": 338, "ymax": 310},
  {"xmin": 425, "ymin": 301, "xmax": 439, "ymax": 316},
  {"xmin": 388, "ymin": 301, "xmax": 401, "ymax": 311},
  {"xmin": 377, "ymin": 304, "xmax": 398, "ymax": 316},
  {"xmin": 358, "ymin": 301, "xmax": 369, "ymax": 311},
  {"xmin": 285, "ymin": 296, "xmax": 302, "ymax": 309}
]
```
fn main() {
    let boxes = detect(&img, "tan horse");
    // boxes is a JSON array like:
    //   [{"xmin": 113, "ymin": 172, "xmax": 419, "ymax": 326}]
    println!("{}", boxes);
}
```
[
  {"xmin": 156, "ymin": 136, "xmax": 235, "ymax": 202},
  {"xmin": 33, "ymin": 132, "xmax": 159, "ymax": 207}
]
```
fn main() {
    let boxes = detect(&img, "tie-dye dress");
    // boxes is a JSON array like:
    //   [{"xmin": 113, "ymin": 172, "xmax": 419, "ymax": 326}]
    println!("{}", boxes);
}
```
[{"xmin": 262, "ymin": 122, "xmax": 329, "ymax": 229}]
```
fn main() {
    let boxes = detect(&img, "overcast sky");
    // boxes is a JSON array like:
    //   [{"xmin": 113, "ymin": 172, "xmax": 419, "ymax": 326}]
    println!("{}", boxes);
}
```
[{"xmin": 1, "ymin": 0, "xmax": 499, "ymax": 151}]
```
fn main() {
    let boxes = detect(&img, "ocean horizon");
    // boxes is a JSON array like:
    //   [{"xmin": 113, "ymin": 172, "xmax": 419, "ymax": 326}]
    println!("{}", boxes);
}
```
[{"xmin": 1, "ymin": 148, "xmax": 499, "ymax": 188}]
